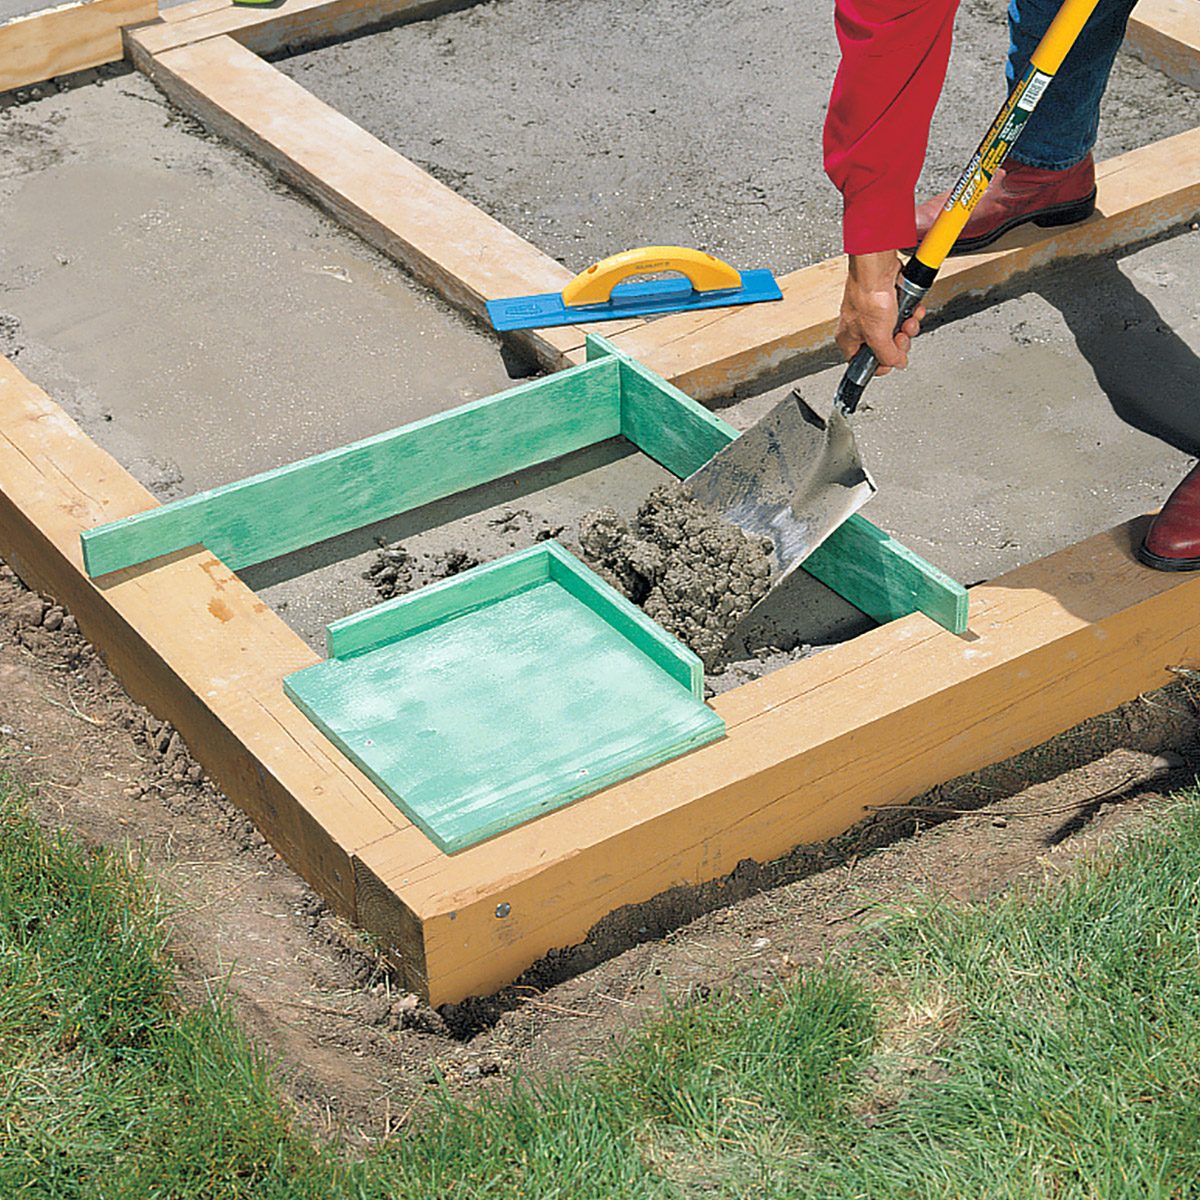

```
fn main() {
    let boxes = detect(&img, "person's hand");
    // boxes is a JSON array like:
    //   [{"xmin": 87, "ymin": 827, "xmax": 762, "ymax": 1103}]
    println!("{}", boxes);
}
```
[{"xmin": 836, "ymin": 251, "xmax": 925, "ymax": 377}]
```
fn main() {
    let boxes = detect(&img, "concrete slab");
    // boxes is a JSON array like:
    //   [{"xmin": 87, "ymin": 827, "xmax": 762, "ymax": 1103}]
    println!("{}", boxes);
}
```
[
  {"xmin": 0, "ymin": 0, "xmax": 45, "ymax": 22},
  {"xmin": 0, "ymin": 86, "xmax": 507, "ymax": 494},
  {"xmin": 1, "ymin": 64, "xmax": 1195, "ymax": 669},
  {"xmin": 278, "ymin": 0, "xmax": 1200, "ymax": 273}
]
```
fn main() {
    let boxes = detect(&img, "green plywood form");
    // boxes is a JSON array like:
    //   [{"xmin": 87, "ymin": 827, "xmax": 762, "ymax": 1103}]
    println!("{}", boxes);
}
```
[
  {"xmin": 284, "ymin": 543, "xmax": 723, "ymax": 853},
  {"xmin": 81, "ymin": 356, "xmax": 622, "ymax": 577},
  {"xmin": 326, "ymin": 541, "xmax": 703, "ymax": 695},
  {"xmin": 585, "ymin": 335, "xmax": 968, "ymax": 634},
  {"xmin": 803, "ymin": 518, "xmax": 968, "ymax": 633},
  {"xmin": 81, "ymin": 332, "xmax": 965, "ymax": 634}
]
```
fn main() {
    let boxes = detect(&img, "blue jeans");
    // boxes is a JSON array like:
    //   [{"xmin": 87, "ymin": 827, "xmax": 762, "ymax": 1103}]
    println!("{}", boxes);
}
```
[{"xmin": 1006, "ymin": 0, "xmax": 1140, "ymax": 170}]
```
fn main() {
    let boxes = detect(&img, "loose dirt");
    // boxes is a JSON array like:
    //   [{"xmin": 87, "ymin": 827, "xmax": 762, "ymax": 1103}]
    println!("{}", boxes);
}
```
[
  {"xmin": 279, "ymin": 0, "xmax": 1200, "ymax": 272},
  {"xmin": 3, "ymin": 556, "xmax": 1197, "ymax": 1139}
]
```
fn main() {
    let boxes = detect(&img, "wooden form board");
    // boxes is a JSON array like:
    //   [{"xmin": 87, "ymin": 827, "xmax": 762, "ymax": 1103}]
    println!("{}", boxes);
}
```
[
  {"xmin": 6, "ymin": 345, "xmax": 1200, "ymax": 1004},
  {"xmin": 1, "ymin": 0, "xmax": 1197, "ymax": 1004},
  {"xmin": 132, "ymin": 0, "xmax": 470, "ymax": 59},
  {"xmin": 1128, "ymin": 0, "xmax": 1200, "ymax": 90},
  {"xmin": 0, "ymin": 355, "xmax": 407, "ymax": 920},
  {"xmin": 0, "ymin": 0, "xmax": 155, "ymax": 93},
  {"xmin": 80, "ymin": 335, "xmax": 967, "ymax": 634},
  {"xmin": 124, "ymin": 0, "xmax": 1200, "ymax": 401}
]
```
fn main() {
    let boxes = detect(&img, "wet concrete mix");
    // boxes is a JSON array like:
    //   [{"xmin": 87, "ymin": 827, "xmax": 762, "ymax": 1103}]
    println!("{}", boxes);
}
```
[{"xmin": 363, "ymin": 484, "xmax": 777, "ymax": 675}]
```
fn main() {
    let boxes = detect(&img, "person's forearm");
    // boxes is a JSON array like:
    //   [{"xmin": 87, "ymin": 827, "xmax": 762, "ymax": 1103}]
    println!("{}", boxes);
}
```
[{"xmin": 824, "ymin": 0, "xmax": 960, "ymax": 254}]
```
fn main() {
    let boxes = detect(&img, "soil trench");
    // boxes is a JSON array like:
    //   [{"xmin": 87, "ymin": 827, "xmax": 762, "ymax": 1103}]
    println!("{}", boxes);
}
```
[{"xmin": 2, "ymin": 554, "xmax": 1197, "ymax": 1137}]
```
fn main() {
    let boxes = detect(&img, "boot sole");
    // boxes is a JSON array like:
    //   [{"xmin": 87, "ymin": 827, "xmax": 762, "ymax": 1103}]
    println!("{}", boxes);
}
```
[
  {"xmin": 905, "ymin": 189, "xmax": 1097, "ymax": 257},
  {"xmin": 1136, "ymin": 543, "xmax": 1200, "ymax": 572}
]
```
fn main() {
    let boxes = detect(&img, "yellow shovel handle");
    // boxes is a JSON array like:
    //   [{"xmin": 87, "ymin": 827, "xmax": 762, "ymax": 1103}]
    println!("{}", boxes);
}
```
[
  {"xmin": 561, "ymin": 246, "xmax": 742, "ymax": 308},
  {"xmin": 914, "ymin": 0, "xmax": 1102, "ymax": 271}
]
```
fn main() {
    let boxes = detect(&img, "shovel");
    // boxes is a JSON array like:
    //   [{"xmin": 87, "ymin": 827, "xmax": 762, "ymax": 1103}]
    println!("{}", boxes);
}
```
[{"xmin": 686, "ymin": 0, "xmax": 1101, "ymax": 605}]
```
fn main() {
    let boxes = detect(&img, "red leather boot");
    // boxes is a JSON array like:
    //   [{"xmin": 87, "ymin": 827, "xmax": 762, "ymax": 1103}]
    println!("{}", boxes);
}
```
[
  {"xmin": 913, "ymin": 155, "xmax": 1097, "ymax": 255},
  {"xmin": 1139, "ymin": 462, "xmax": 1200, "ymax": 572}
]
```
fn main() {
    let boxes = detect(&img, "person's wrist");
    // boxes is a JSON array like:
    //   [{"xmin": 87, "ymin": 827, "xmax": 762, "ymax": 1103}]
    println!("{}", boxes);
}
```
[{"xmin": 848, "ymin": 250, "xmax": 900, "ymax": 293}]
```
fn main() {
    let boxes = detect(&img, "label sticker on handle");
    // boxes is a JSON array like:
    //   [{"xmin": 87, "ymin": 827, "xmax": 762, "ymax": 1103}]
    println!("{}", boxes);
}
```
[{"xmin": 1016, "ymin": 69, "xmax": 1053, "ymax": 112}]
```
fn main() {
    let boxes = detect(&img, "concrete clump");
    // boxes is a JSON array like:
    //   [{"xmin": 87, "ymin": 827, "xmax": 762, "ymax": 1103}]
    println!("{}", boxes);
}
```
[{"xmin": 579, "ymin": 482, "xmax": 773, "ymax": 668}]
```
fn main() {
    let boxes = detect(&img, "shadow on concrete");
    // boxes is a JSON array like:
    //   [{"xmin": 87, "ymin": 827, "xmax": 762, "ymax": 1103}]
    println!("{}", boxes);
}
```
[
  {"xmin": 1036, "ymin": 255, "xmax": 1200, "ymax": 457},
  {"xmin": 238, "ymin": 437, "xmax": 639, "ymax": 591}
]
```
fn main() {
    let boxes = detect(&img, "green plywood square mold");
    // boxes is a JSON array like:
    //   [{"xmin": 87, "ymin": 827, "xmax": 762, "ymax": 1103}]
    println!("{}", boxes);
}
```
[{"xmin": 283, "ymin": 542, "xmax": 725, "ymax": 854}]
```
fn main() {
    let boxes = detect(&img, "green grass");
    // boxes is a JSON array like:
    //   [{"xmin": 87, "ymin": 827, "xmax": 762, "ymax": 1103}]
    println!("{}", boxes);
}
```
[
  {"xmin": 0, "ymin": 778, "xmax": 340, "ymax": 1199},
  {"xmin": 3, "ymin": 769, "xmax": 1200, "ymax": 1198}
]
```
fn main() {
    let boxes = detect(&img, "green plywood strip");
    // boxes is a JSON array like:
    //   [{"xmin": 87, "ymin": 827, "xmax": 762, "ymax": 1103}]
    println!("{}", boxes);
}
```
[
  {"xmin": 543, "ymin": 542, "xmax": 702, "ymax": 696},
  {"xmin": 328, "ymin": 545, "xmax": 550, "ymax": 660},
  {"xmin": 586, "ymin": 335, "xmax": 968, "ymax": 635},
  {"xmin": 285, "ymin": 546, "xmax": 724, "ymax": 853},
  {"xmin": 588, "ymin": 334, "xmax": 737, "ymax": 479},
  {"xmin": 81, "ymin": 356, "xmax": 622, "ymax": 577},
  {"xmin": 804, "ymin": 516, "xmax": 969, "ymax": 632}
]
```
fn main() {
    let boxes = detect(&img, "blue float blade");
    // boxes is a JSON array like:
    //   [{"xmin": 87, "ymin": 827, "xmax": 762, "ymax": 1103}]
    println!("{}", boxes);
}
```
[{"xmin": 486, "ymin": 269, "xmax": 783, "ymax": 332}]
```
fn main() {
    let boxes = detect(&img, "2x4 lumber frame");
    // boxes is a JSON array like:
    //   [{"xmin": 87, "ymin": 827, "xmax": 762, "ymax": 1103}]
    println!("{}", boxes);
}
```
[
  {"xmin": 1128, "ymin": 0, "xmax": 1200, "ymax": 91},
  {"xmin": 0, "ymin": 0, "xmax": 155, "ymax": 93},
  {"xmin": 1, "ymin": 0, "xmax": 1197, "ymax": 1004},
  {"xmin": 125, "ymin": 1, "xmax": 1200, "ymax": 401},
  {"xmin": 80, "ymin": 334, "xmax": 966, "ymax": 633},
  {"xmin": 131, "ymin": 0, "xmax": 469, "ymax": 60},
  {"xmin": 7, "ymin": 342, "xmax": 1200, "ymax": 1006}
]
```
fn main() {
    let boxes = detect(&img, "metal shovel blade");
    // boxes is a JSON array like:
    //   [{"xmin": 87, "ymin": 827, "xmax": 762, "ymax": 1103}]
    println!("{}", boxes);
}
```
[{"xmin": 685, "ymin": 389, "xmax": 877, "ymax": 586}]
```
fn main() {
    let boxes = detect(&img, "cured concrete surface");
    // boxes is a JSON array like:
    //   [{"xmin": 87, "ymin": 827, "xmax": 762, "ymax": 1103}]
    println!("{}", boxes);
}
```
[
  {"xmin": 0, "ymin": 74, "xmax": 688, "ymax": 646},
  {"xmin": 0, "ymin": 61, "xmax": 1197, "ymax": 663},
  {"xmin": 280, "ymin": 0, "xmax": 1200, "ymax": 272}
]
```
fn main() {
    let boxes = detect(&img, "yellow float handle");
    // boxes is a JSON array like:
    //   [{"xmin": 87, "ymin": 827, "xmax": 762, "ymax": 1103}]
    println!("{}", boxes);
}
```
[{"xmin": 561, "ymin": 246, "xmax": 742, "ymax": 308}]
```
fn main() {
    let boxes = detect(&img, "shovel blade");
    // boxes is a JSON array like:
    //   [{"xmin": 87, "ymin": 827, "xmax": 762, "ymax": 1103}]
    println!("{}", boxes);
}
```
[{"xmin": 685, "ymin": 390, "xmax": 876, "ymax": 585}]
